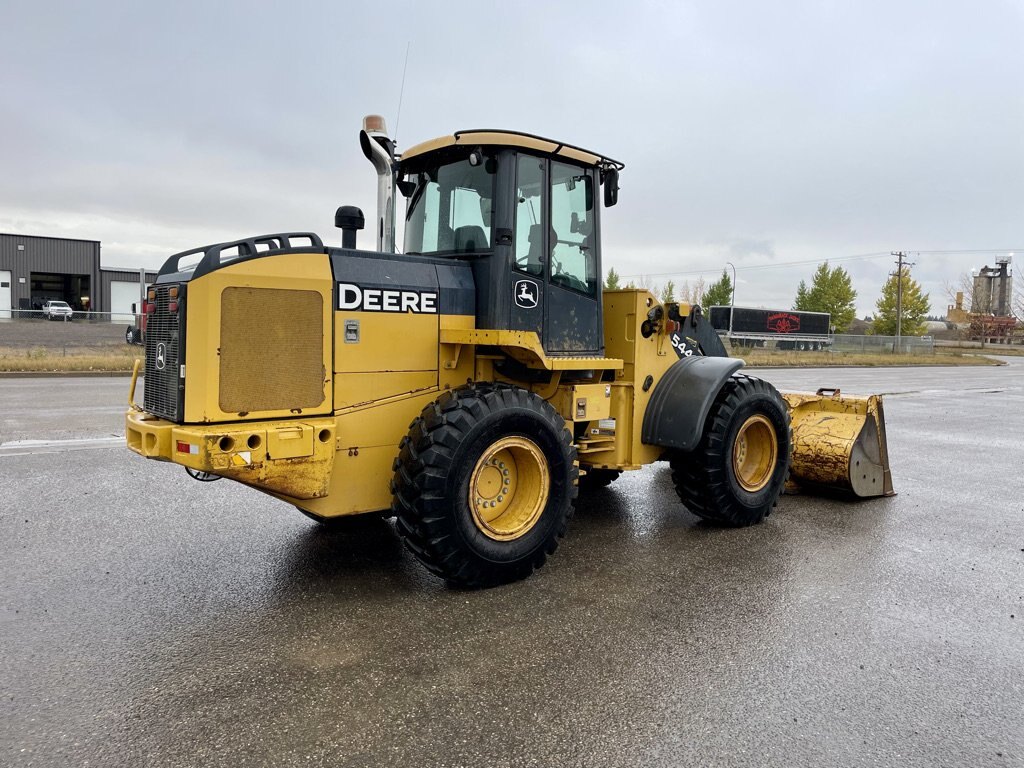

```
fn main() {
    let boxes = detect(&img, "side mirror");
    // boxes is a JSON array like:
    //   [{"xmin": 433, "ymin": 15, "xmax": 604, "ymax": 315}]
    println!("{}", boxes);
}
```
[{"xmin": 603, "ymin": 168, "xmax": 619, "ymax": 207}]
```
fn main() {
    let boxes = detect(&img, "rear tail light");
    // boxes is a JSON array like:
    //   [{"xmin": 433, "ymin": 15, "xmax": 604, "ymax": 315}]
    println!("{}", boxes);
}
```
[{"xmin": 168, "ymin": 301, "xmax": 179, "ymax": 313}]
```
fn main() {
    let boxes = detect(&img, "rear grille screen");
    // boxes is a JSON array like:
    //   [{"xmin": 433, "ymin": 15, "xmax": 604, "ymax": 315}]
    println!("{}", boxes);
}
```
[
  {"xmin": 219, "ymin": 287, "xmax": 325, "ymax": 414},
  {"xmin": 143, "ymin": 285, "xmax": 182, "ymax": 421}
]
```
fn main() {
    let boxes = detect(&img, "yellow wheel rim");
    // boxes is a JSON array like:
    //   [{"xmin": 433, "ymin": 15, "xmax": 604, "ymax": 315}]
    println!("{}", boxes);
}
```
[
  {"xmin": 732, "ymin": 414, "xmax": 778, "ymax": 492},
  {"xmin": 469, "ymin": 436, "xmax": 550, "ymax": 541}
]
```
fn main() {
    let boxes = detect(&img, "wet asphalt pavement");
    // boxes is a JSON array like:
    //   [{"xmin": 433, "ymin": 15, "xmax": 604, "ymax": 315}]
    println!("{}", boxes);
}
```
[{"xmin": 1, "ymin": 360, "xmax": 1023, "ymax": 767}]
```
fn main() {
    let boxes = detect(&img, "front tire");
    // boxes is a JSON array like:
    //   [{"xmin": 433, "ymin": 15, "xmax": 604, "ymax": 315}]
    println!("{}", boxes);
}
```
[
  {"xmin": 391, "ymin": 384, "xmax": 577, "ymax": 588},
  {"xmin": 670, "ymin": 374, "xmax": 790, "ymax": 527}
]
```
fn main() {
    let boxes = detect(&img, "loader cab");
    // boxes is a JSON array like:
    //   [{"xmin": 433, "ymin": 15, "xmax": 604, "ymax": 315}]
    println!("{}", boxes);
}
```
[{"xmin": 398, "ymin": 131, "xmax": 622, "ymax": 356}]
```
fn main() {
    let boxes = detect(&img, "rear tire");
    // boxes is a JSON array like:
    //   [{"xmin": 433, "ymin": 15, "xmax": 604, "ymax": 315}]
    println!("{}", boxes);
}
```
[
  {"xmin": 391, "ymin": 383, "xmax": 577, "ymax": 588},
  {"xmin": 670, "ymin": 374, "xmax": 790, "ymax": 527}
]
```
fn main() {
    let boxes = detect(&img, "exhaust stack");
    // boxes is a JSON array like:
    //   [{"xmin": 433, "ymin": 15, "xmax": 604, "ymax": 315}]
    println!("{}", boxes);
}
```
[{"xmin": 359, "ymin": 115, "xmax": 396, "ymax": 253}]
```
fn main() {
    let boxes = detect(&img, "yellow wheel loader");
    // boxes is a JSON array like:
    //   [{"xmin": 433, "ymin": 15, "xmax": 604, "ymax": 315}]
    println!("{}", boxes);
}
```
[{"xmin": 126, "ymin": 116, "xmax": 893, "ymax": 588}]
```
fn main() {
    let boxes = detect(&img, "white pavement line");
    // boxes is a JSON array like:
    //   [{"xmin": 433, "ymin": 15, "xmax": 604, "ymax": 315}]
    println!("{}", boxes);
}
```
[{"xmin": 0, "ymin": 436, "xmax": 124, "ymax": 457}]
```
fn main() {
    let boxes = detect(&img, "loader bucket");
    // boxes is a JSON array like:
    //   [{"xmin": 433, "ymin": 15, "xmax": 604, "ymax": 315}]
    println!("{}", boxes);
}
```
[{"xmin": 781, "ymin": 388, "xmax": 895, "ymax": 498}]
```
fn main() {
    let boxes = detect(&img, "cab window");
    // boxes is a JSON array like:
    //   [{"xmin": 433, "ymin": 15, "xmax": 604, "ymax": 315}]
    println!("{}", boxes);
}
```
[
  {"xmin": 404, "ymin": 158, "xmax": 494, "ymax": 255},
  {"xmin": 549, "ymin": 161, "xmax": 596, "ymax": 295},
  {"xmin": 514, "ymin": 155, "xmax": 545, "ymax": 277}
]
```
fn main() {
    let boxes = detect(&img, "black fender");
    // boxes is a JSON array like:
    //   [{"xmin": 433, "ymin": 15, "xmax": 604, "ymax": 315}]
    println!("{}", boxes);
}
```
[{"xmin": 640, "ymin": 355, "xmax": 744, "ymax": 451}]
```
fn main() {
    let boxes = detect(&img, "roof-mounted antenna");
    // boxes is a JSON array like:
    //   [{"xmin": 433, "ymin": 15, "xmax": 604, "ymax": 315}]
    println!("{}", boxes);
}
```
[{"xmin": 394, "ymin": 42, "xmax": 411, "ymax": 146}]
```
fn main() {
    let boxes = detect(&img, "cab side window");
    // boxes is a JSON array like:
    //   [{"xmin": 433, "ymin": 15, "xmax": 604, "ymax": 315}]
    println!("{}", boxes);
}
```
[
  {"xmin": 549, "ymin": 161, "xmax": 596, "ymax": 295},
  {"xmin": 514, "ymin": 156, "xmax": 545, "ymax": 277}
]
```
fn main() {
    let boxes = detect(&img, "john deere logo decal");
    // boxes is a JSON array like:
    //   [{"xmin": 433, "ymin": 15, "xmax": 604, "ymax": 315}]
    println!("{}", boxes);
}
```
[
  {"xmin": 514, "ymin": 279, "xmax": 539, "ymax": 309},
  {"xmin": 155, "ymin": 343, "xmax": 167, "ymax": 371},
  {"xmin": 336, "ymin": 283, "xmax": 438, "ymax": 313}
]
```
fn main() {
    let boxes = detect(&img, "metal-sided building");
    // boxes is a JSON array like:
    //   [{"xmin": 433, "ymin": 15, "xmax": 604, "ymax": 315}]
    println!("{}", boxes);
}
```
[{"xmin": 0, "ymin": 233, "xmax": 157, "ymax": 320}]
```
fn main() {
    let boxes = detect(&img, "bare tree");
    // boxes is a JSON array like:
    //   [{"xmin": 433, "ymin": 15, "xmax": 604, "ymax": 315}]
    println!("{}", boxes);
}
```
[
  {"xmin": 942, "ymin": 272, "xmax": 975, "ymax": 313},
  {"xmin": 677, "ymin": 277, "xmax": 706, "ymax": 305}
]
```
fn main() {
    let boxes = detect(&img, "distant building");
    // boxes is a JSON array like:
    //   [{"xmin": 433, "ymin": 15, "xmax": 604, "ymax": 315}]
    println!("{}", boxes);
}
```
[
  {"xmin": 971, "ymin": 259, "xmax": 1013, "ymax": 317},
  {"xmin": 0, "ymin": 233, "xmax": 157, "ymax": 320}
]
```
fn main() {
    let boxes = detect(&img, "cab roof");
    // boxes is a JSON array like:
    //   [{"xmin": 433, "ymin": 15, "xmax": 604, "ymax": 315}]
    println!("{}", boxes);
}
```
[{"xmin": 400, "ymin": 129, "xmax": 624, "ymax": 170}]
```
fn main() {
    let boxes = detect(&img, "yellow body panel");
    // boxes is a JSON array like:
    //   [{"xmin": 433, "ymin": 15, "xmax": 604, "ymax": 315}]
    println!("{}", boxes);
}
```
[
  {"xmin": 439, "ymin": 328, "xmax": 622, "ymax": 371},
  {"xmin": 126, "ymin": 411, "xmax": 336, "ymax": 499},
  {"xmin": 334, "ymin": 371, "xmax": 437, "ymax": 410},
  {"xmin": 303, "ymin": 389, "xmax": 445, "ymax": 516},
  {"xmin": 183, "ymin": 253, "xmax": 334, "ymax": 424},
  {"xmin": 550, "ymin": 383, "xmax": 612, "ymax": 423},
  {"xmin": 582, "ymin": 289, "xmax": 683, "ymax": 471},
  {"xmin": 335, "ymin": 311, "xmax": 438, "ymax": 372}
]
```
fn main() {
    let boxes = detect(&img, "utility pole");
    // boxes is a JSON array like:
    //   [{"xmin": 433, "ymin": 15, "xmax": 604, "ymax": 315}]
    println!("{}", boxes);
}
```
[{"xmin": 890, "ymin": 251, "xmax": 914, "ymax": 352}]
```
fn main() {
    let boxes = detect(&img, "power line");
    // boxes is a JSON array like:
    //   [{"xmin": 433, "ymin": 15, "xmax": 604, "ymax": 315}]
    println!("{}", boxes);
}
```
[
  {"xmin": 618, "ymin": 247, "xmax": 1021, "ymax": 280},
  {"xmin": 619, "ymin": 251, "xmax": 890, "ymax": 279},
  {"xmin": 909, "ymin": 249, "xmax": 1021, "ymax": 255}
]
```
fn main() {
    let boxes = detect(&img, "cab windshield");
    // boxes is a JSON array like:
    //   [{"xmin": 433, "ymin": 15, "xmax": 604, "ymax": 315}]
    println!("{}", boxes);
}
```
[{"xmin": 404, "ymin": 157, "xmax": 494, "ymax": 255}]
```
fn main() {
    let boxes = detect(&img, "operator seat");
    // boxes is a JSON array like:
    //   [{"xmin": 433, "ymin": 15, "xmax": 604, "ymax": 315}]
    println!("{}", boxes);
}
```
[
  {"xmin": 523, "ymin": 223, "xmax": 545, "ymax": 276},
  {"xmin": 454, "ymin": 225, "xmax": 487, "ymax": 253}
]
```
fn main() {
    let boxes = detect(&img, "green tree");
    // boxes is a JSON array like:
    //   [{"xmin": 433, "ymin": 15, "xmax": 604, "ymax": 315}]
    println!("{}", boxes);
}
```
[
  {"xmin": 703, "ymin": 269, "xmax": 733, "ymax": 308},
  {"xmin": 872, "ymin": 268, "xmax": 930, "ymax": 336},
  {"xmin": 604, "ymin": 267, "xmax": 621, "ymax": 291},
  {"xmin": 660, "ymin": 280, "xmax": 676, "ymax": 303},
  {"xmin": 794, "ymin": 280, "xmax": 810, "ymax": 309},
  {"xmin": 793, "ymin": 262, "xmax": 857, "ymax": 332}
]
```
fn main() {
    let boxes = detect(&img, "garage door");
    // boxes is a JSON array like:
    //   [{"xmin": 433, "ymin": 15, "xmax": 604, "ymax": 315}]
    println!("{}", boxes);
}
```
[
  {"xmin": 0, "ymin": 270, "xmax": 11, "ymax": 319},
  {"xmin": 110, "ymin": 280, "xmax": 149, "ymax": 323}
]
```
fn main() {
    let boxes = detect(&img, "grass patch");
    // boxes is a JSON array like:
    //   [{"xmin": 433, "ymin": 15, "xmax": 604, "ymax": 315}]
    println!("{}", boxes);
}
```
[
  {"xmin": 1, "ymin": 340, "xmax": 1015, "ymax": 373},
  {"xmin": 733, "ymin": 348, "xmax": 1000, "ymax": 367},
  {"xmin": 0, "ymin": 345, "xmax": 144, "ymax": 372}
]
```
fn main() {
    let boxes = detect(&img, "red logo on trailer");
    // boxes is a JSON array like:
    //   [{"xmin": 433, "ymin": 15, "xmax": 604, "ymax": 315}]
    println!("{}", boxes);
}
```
[{"xmin": 766, "ymin": 312, "xmax": 801, "ymax": 334}]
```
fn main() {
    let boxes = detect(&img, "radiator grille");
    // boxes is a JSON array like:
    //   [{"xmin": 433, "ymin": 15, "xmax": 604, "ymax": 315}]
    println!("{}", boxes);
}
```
[
  {"xmin": 143, "ymin": 284, "xmax": 183, "ymax": 421},
  {"xmin": 219, "ymin": 287, "xmax": 325, "ymax": 414}
]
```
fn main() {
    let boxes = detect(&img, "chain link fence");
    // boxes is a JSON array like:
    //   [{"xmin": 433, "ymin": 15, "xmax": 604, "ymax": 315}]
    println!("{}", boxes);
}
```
[
  {"xmin": 0, "ymin": 311, "xmax": 137, "ymax": 349},
  {"xmin": 830, "ymin": 334, "xmax": 934, "ymax": 355},
  {"xmin": 0, "ymin": 309, "xmax": 137, "ymax": 323}
]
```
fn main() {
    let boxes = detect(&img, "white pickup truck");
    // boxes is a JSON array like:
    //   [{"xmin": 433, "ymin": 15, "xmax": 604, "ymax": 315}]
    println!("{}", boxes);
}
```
[{"xmin": 42, "ymin": 300, "xmax": 74, "ymax": 321}]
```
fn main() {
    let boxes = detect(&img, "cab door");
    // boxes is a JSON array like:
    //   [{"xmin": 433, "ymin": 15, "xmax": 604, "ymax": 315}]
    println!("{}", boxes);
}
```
[
  {"xmin": 509, "ymin": 154, "xmax": 546, "ymax": 338},
  {"xmin": 543, "ymin": 161, "xmax": 602, "ymax": 355}
]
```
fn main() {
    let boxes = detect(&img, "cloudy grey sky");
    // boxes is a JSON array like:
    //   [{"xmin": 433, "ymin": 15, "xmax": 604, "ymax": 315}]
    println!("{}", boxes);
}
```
[{"xmin": 2, "ymin": 0, "xmax": 1021, "ymax": 316}]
